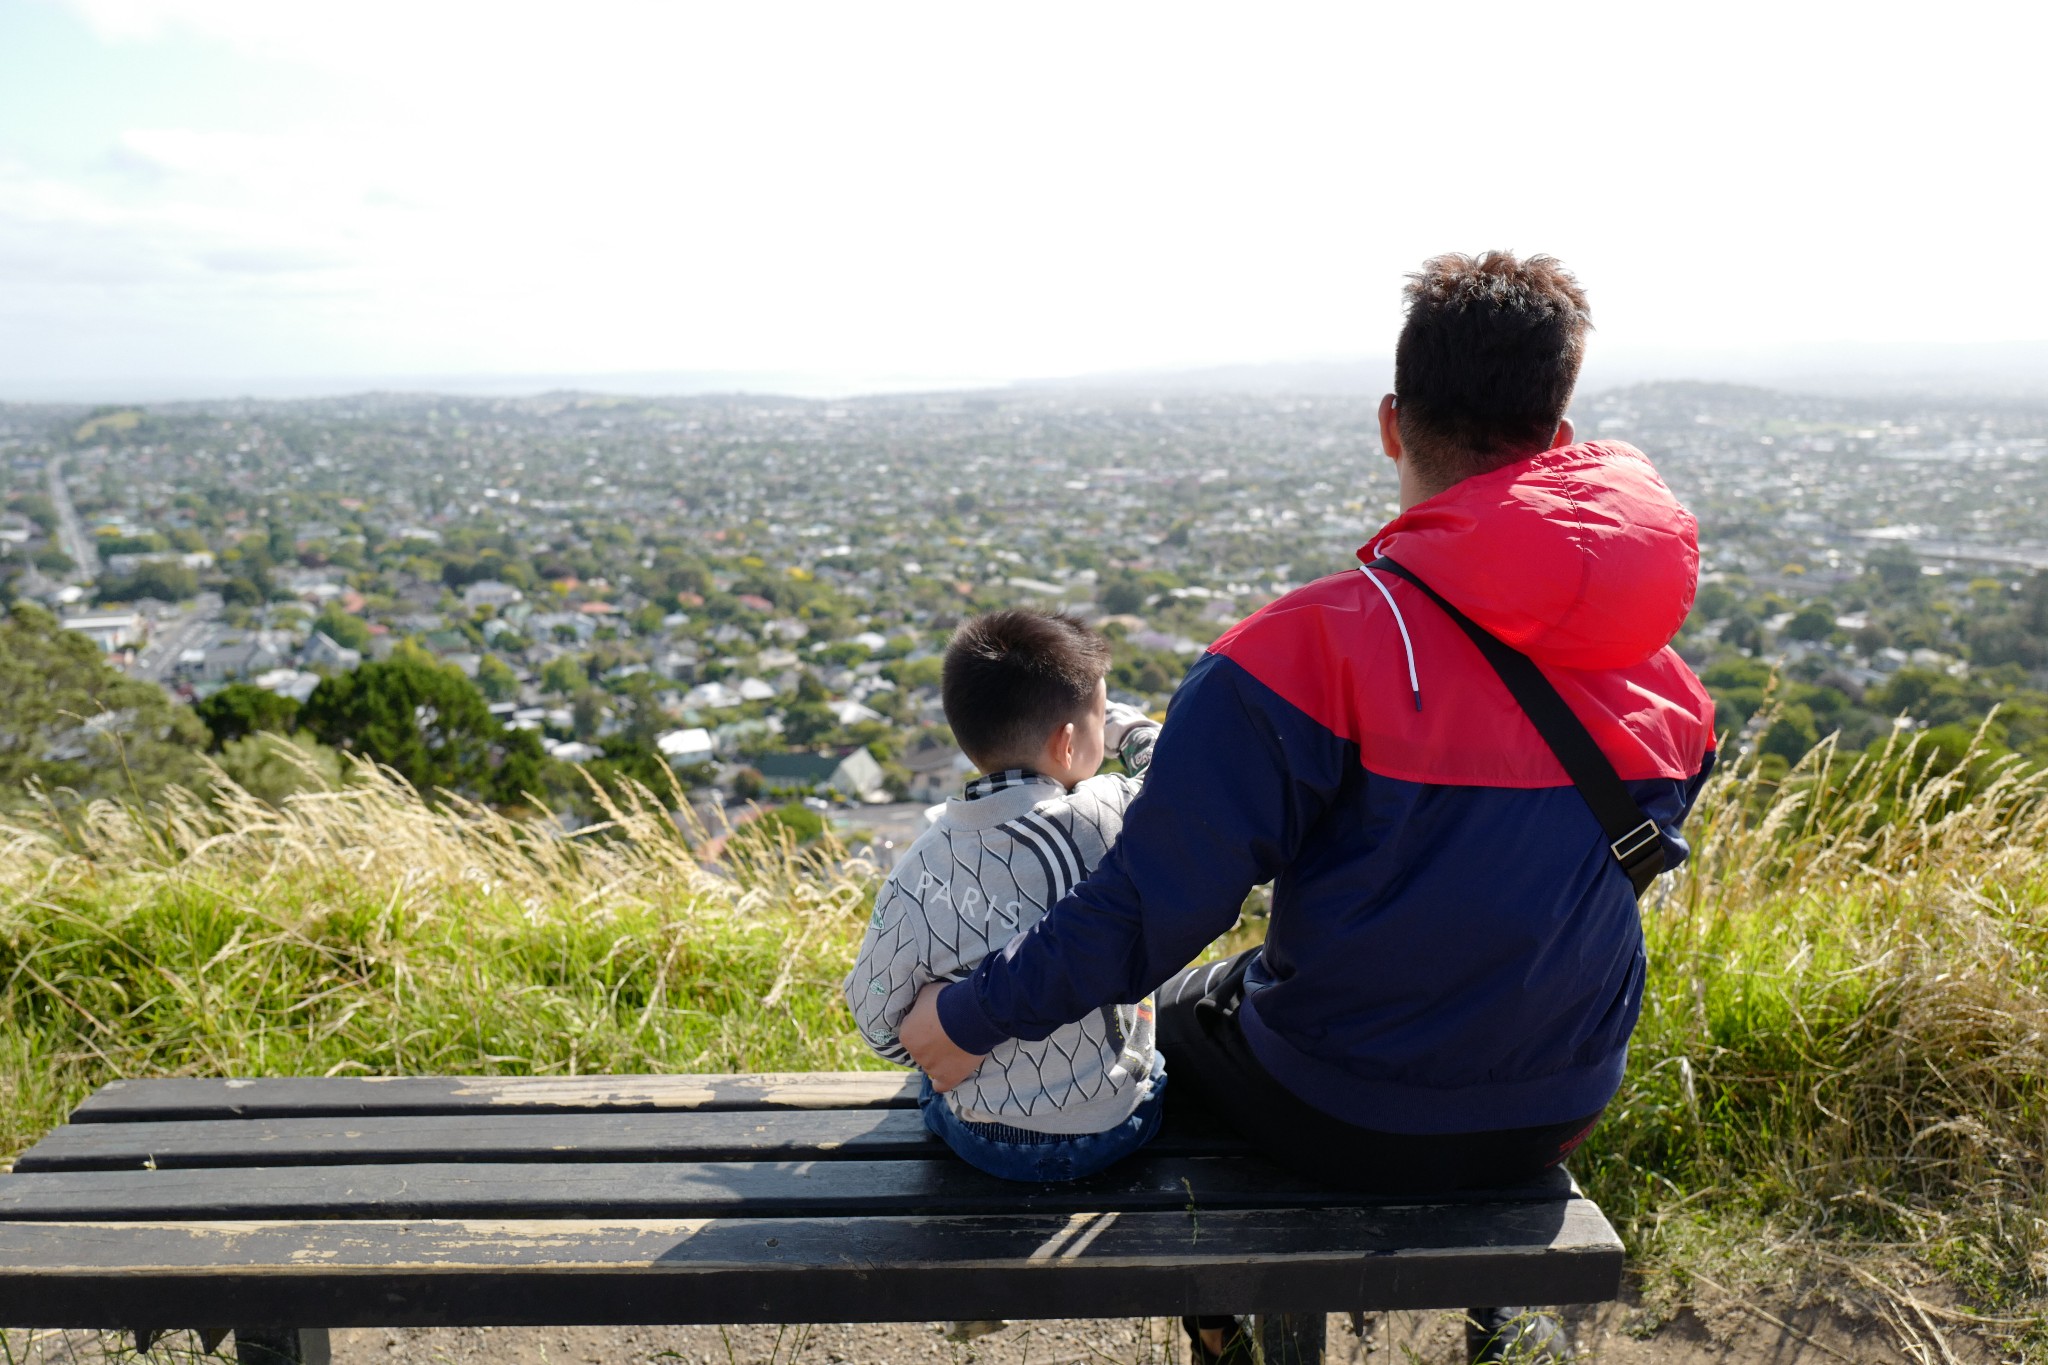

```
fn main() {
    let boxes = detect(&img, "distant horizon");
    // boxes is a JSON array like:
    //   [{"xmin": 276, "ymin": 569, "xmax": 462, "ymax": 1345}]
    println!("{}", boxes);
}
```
[{"xmin": 5, "ymin": 338, "xmax": 2048, "ymax": 409}]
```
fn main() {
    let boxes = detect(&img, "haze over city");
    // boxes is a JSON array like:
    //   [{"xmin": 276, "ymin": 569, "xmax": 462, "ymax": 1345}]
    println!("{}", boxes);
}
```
[{"xmin": 2, "ymin": 0, "xmax": 2044, "ymax": 401}]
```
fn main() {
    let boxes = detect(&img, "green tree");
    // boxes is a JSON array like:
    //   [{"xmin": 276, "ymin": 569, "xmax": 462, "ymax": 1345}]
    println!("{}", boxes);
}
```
[
  {"xmin": 1853, "ymin": 621, "xmax": 1893, "ymax": 656},
  {"xmin": 299, "ymin": 645, "xmax": 506, "ymax": 798},
  {"xmin": 221, "ymin": 575, "xmax": 267, "ymax": 607},
  {"xmin": 97, "ymin": 561, "xmax": 199, "ymax": 604},
  {"xmin": 570, "ymin": 690, "xmax": 605, "ymax": 741},
  {"xmin": 1783, "ymin": 604, "xmax": 1836, "ymax": 642},
  {"xmin": 1867, "ymin": 545, "xmax": 1926, "ymax": 601},
  {"xmin": 1099, "ymin": 570, "xmax": 1147, "ymax": 615},
  {"xmin": 1692, "ymin": 582, "xmax": 1739, "ymax": 621},
  {"xmin": 1760, "ymin": 703, "xmax": 1820, "ymax": 765},
  {"xmin": 884, "ymin": 656, "xmax": 943, "ymax": 690},
  {"xmin": 492, "ymin": 725, "xmax": 547, "ymax": 807},
  {"xmin": 728, "ymin": 800, "xmax": 828, "ymax": 859},
  {"xmin": 1722, "ymin": 611, "xmax": 1762, "ymax": 653},
  {"xmin": 1966, "ymin": 618, "xmax": 2043, "ymax": 669},
  {"xmin": 98, "ymin": 534, "xmax": 168, "ymax": 556},
  {"xmin": 212, "ymin": 731, "xmax": 346, "ymax": 806},
  {"xmin": 476, "ymin": 654, "xmax": 521, "ymax": 703},
  {"xmin": 195, "ymin": 683, "xmax": 302, "ymax": 750},
  {"xmin": 312, "ymin": 605, "xmax": 373, "ymax": 652},
  {"xmin": 540, "ymin": 655, "xmax": 588, "ymax": 696},
  {"xmin": 782, "ymin": 700, "xmax": 836, "ymax": 747},
  {"xmin": 11, "ymin": 495, "xmax": 58, "ymax": 537},
  {"xmin": 0, "ymin": 604, "xmax": 206, "ymax": 804}
]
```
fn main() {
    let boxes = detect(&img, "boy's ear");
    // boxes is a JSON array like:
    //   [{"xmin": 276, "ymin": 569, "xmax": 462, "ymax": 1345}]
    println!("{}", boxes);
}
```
[{"xmin": 1050, "ymin": 720, "xmax": 1076, "ymax": 766}]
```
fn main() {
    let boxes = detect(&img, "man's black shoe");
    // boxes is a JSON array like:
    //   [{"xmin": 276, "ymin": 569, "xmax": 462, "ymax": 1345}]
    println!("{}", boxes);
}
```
[
  {"xmin": 1466, "ymin": 1307, "xmax": 1569, "ymax": 1363},
  {"xmin": 1181, "ymin": 1315, "xmax": 1254, "ymax": 1365}
]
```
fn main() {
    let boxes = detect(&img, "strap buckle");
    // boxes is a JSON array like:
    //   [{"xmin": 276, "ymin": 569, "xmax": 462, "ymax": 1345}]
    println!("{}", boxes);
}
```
[{"xmin": 1610, "ymin": 819, "xmax": 1661, "ymax": 868}]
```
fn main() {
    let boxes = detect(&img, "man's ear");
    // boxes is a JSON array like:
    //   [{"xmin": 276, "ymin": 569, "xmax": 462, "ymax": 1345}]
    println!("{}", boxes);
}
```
[
  {"xmin": 1549, "ymin": 417, "xmax": 1575, "ymax": 450},
  {"xmin": 1378, "ymin": 393, "xmax": 1403, "ymax": 467}
]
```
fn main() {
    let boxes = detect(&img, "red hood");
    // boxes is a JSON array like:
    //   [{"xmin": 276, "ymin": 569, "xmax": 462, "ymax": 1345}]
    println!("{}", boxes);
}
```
[{"xmin": 1362, "ymin": 440, "xmax": 1698, "ymax": 671}]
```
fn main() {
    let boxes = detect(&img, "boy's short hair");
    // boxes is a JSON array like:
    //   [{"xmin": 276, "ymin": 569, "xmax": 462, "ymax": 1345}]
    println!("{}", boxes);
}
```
[
  {"xmin": 1394, "ymin": 251, "xmax": 1592, "ymax": 491},
  {"xmin": 942, "ymin": 610, "xmax": 1110, "ymax": 769}
]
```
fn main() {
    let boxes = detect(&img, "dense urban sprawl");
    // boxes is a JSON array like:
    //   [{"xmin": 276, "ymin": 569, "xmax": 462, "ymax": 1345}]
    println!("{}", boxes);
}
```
[{"xmin": 3, "ymin": 381, "xmax": 2045, "ymax": 854}]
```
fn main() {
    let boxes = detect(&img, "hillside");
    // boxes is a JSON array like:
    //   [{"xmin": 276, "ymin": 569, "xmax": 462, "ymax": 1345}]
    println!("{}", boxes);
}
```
[{"xmin": 1, "ymin": 724, "xmax": 2044, "ymax": 1360}]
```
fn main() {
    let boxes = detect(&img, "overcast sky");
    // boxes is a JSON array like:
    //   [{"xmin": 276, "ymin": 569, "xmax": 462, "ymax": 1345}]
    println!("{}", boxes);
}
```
[{"xmin": 1, "ymin": 0, "xmax": 2043, "ymax": 399}]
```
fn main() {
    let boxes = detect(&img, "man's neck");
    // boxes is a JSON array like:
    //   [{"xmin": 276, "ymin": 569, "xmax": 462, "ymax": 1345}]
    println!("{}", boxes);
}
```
[{"xmin": 1398, "ymin": 462, "xmax": 1442, "ymax": 512}]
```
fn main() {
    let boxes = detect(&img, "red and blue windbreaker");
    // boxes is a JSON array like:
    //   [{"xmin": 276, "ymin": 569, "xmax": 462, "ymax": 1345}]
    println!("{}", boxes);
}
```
[{"xmin": 937, "ymin": 440, "xmax": 1719, "ymax": 1135}]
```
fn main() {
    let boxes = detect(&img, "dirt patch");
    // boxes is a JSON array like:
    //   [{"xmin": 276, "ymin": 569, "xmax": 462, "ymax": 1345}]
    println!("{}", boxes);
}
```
[{"xmin": 4, "ymin": 1291, "xmax": 2003, "ymax": 1365}]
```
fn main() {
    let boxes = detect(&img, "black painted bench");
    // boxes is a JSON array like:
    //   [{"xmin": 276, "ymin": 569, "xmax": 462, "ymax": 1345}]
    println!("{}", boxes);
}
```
[{"xmin": 0, "ymin": 1073, "xmax": 1623, "ymax": 1364}]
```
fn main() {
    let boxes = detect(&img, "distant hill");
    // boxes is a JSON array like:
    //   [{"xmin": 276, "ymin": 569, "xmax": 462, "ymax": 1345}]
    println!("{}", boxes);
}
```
[
  {"xmin": 6, "ymin": 339, "xmax": 2043, "ymax": 408},
  {"xmin": 1028, "ymin": 340, "xmax": 2048, "ymax": 402},
  {"xmin": 1579, "ymin": 339, "xmax": 2048, "ymax": 400},
  {"xmin": 1019, "ymin": 359, "xmax": 1391, "ymax": 396}
]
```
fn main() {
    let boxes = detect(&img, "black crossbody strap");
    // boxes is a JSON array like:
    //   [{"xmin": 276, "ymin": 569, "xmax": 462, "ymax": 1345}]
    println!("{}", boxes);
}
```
[{"xmin": 1367, "ymin": 557, "xmax": 1666, "ymax": 897}]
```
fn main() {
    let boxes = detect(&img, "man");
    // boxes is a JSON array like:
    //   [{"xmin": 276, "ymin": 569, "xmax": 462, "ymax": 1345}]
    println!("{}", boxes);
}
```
[{"xmin": 900, "ymin": 252, "xmax": 1717, "ymax": 1364}]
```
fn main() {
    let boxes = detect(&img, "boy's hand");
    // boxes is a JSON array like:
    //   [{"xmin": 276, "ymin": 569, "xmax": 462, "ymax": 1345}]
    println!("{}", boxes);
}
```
[
  {"xmin": 902, "ymin": 982, "xmax": 987, "ymax": 1092},
  {"xmin": 1103, "ymin": 701, "xmax": 1155, "ymax": 754}
]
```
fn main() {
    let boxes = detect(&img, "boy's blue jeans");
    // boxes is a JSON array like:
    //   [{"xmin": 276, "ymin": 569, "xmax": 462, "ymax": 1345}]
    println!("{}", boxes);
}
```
[{"xmin": 917, "ymin": 1054, "xmax": 1168, "ymax": 1182}]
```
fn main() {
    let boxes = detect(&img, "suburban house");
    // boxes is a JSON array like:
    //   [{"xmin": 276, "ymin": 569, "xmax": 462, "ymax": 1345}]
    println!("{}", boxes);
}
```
[
  {"xmin": 182, "ymin": 640, "xmax": 283, "ymax": 684},
  {"xmin": 60, "ymin": 611, "xmax": 144, "ymax": 653},
  {"xmin": 461, "ymin": 579, "xmax": 525, "ymax": 611},
  {"xmin": 656, "ymin": 727, "xmax": 716, "ymax": 767},
  {"xmin": 902, "ymin": 740, "xmax": 974, "ymax": 803},
  {"xmin": 753, "ymin": 748, "xmax": 887, "ymax": 802},
  {"xmin": 300, "ymin": 630, "xmax": 363, "ymax": 673}
]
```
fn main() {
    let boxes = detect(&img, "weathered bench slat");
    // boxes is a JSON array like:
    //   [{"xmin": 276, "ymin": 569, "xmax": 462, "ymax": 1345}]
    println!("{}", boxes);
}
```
[
  {"xmin": 68, "ymin": 1074, "xmax": 920, "ymax": 1124},
  {"xmin": 18, "ymin": 1111, "xmax": 947, "ymax": 1172},
  {"xmin": 0, "ymin": 1156, "xmax": 1573, "ymax": 1222},
  {"xmin": 0, "ymin": 1206, "xmax": 1624, "ymax": 1328},
  {"xmin": 18, "ymin": 1108, "xmax": 1251, "ymax": 1173}
]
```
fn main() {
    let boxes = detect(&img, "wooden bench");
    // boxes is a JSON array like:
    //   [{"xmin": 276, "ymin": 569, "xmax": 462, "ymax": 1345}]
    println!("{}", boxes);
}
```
[{"xmin": 0, "ymin": 1073, "xmax": 1624, "ymax": 1365}]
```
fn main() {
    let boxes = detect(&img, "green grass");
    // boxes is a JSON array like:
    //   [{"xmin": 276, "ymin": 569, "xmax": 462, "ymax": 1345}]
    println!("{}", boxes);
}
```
[{"xmin": 3, "ymin": 727, "xmax": 2045, "ymax": 1356}]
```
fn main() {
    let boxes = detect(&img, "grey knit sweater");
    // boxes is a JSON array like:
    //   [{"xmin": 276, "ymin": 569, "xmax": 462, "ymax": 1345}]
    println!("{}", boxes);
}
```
[{"xmin": 844, "ymin": 726, "xmax": 1160, "ymax": 1134}]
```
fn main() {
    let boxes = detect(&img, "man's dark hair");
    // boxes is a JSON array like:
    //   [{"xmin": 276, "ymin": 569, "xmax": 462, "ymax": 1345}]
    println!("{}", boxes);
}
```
[
  {"xmin": 942, "ymin": 610, "xmax": 1110, "ymax": 768},
  {"xmin": 1393, "ymin": 251, "xmax": 1591, "ymax": 492}
]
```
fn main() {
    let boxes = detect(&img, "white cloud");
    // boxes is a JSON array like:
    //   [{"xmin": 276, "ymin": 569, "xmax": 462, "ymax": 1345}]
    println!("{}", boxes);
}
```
[{"xmin": 5, "ymin": 0, "xmax": 2045, "ymax": 390}]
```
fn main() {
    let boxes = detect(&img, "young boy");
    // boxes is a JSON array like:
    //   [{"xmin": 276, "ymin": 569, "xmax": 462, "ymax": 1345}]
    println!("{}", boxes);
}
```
[{"xmin": 845, "ymin": 609, "xmax": 1164, "ymax": 1182}]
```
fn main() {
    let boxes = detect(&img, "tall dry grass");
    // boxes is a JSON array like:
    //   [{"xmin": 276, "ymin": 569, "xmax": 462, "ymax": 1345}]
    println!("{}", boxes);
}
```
[
  {"xmin": 1587, "ymin": 718, "xmax": 2048, "ymax": 1352},
  {"xmin": 0, "ymin": 750, "xmax": 882, "ymax": 1161}
]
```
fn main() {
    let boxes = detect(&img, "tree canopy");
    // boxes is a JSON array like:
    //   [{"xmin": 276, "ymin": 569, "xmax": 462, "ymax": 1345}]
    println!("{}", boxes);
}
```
[
  {"xmin": 0, "ymin": 604, "xmax": 205, "ymax": 804},
  {"xmin": 300, "ymin": 642, "xmax": 535, "ymax": 801},
  {"xmin": 195, "ymin": 683, "xmax": 302, "ymax": 751}
]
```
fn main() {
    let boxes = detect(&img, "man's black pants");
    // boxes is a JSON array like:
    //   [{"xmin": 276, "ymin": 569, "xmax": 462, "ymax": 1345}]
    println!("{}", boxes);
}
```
[
  {"xmin": 1154, "ymin": 949, "xmax": 1602, "ymax": 1194},
  {"xmin": 1158, "ymin": 950, "xmax": 1603, "ymax": 1338}
]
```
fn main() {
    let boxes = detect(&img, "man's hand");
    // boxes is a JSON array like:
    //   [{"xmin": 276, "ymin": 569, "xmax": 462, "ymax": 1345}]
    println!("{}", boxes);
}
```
[
  {"xmin": 901, "ymin": 982, "xmax": 987, "ymax": 1092},
  {"xmin": 1103, "ymin": 701, "xmax": 1155, "ymax": 755}
]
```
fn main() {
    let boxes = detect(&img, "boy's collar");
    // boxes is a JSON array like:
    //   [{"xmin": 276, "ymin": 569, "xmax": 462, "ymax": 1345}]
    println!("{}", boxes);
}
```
[{"xmin": 961, "ymin": 767, "xmax": 1061, "ymax": 801}]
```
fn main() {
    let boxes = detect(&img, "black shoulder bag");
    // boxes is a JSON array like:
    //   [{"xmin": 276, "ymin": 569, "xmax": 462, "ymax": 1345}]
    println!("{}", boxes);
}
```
[{"xmin": 1366, "ymin": 556, "xmax": 1668, "ymax": 899}]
